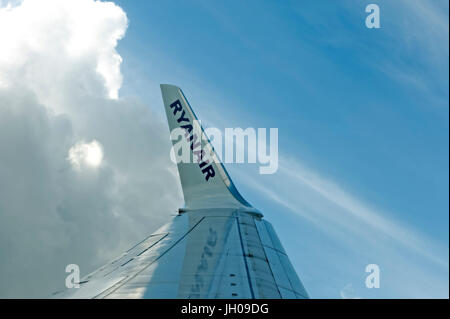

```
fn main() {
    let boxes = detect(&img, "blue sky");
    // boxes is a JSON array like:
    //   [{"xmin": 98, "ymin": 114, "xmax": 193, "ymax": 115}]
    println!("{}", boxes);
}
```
[{"xmin": 113, "ymin": 0, "xmax": 448, "ymax": 298}]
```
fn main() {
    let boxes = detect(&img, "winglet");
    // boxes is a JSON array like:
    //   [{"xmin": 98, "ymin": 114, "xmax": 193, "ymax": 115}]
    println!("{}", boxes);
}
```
[{"xmin": 160, "ymin": 84, "xmax": 252, "ymax": 210}]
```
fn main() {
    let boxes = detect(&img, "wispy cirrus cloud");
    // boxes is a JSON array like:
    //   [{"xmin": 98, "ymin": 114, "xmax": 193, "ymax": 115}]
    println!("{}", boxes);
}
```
[{"xmin": 237, "ymin": 155, "xmax": 448, "ymax": 298}]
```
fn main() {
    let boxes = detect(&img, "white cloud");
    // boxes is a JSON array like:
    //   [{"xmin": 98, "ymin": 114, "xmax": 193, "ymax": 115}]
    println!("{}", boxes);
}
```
[
  {"xmin": 0, "ymin": 0, "xmax": 182, "ymax": 297},
  {"xmin": 68, "ymin": 140, "xmax": 104, "ymax": 169},
  {"xmin": 0, "ymin": 0, "xmax": 126, "ymax": 102}
]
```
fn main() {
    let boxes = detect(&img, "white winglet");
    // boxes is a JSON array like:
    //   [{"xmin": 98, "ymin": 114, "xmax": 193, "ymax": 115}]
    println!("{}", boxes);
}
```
[{"xmin": 160, "ymin": 84, "xmax": 252, "ymax": 210}]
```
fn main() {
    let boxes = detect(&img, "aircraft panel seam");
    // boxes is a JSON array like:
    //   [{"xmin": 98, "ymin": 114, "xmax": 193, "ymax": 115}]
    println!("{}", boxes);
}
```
[
  {"xmin": 97, "ymin": 217, "xmax": 205, "ymax": 299},
  {"xmin": 253, "ymin": 218, "xmax": 282, "ymax": 298},
  {"xmin": 236, "ymin": 215, "xmax": 255, "ymax": 298}
]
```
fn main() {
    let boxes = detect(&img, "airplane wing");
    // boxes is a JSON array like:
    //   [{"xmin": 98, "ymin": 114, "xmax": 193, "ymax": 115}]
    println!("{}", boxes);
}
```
[{"xmin": 56, "ymin": 85, "xmax": 309, "ymax": 299}]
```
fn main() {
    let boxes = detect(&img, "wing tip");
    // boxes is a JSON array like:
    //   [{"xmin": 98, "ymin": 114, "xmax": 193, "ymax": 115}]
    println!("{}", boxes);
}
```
[
  {"xmin": 160, "ymin": 83, "xmax": 254, "ymax": 210},
  {"xmin": 160, "ymin": 83, "xmax": 180, "ymax": 91}
]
